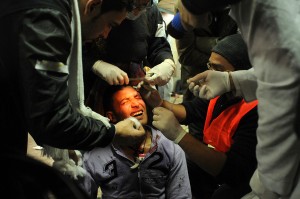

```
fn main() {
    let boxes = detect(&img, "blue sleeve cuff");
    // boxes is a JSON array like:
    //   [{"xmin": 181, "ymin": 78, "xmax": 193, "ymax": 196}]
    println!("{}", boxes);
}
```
[{"xmin": 171, "ymin": 13, "xmax": 186, "ymax": 33}]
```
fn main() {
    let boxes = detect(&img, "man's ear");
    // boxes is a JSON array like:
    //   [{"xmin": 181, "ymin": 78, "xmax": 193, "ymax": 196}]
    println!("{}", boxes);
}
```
[
  {"xmin": 84, "ymin": 0, "xmax": 102, "ymax": 15},
  {"xmin": 106, "ymin": 111, "xmax": 117, "ymax": 123}
]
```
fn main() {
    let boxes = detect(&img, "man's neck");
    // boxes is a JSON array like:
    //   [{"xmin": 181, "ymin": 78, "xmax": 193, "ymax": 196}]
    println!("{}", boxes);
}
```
[{"xmin": 122, "ymin": 126, "xmax": 152, "ymax": 161}]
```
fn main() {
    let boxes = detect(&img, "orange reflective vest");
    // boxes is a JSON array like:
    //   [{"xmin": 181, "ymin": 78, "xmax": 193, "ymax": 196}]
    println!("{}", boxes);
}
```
[{"xmin": 203, "ymin": 96, "xmax": 258, "ymax": 153}]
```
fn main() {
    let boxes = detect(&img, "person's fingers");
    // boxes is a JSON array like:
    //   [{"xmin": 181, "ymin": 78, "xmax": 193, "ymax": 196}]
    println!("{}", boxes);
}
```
[
  {"xmin": 134, "ymin": 126, "xmax": 145, "ymax": 137},
  {"xmin": 199, "ymin": 85, "xmax": 208, "ymax": 99},
  {"xmin": 136, "ymin": 81, "xmax": 144, "ymax": 90},
  {"xmin": 188, "ymin": 82, "xmax": 196, "ymax": 91},
  {"xmin": 193, "ymin": 85, "xmax": 200, "ymax": 97},
  {"xmin": 118, "ymin": 71, "xmax": 128, "ymax": 85},
  {"xmin": 107, "ymin": 79, "xmax": 114, "ymax": 85},
  {"xmin": 144, "ymin": 74, "xmax": 158, "ymax": 85},
  {"xmin": 153, "ymin": 114, "xmax": 159, "ymax": 121},
  {"xmin": 152, "ymin": 120, "xmax": 158, "ymax": 128},
  {"xmin": 153, "ymin": 106, "xmax": 163, "ymax": 114},
  {"xmin": 123, "ymin": 74, "xmax": 129, "ymax": 85},
  {"xmin": 187, "ymin": 70, "xmax": 209, "ymax": 84},
  {"xmin": 113, "ymin": 78, "xmax": 120, "ymax": 85},
  {"xmin": 117, "ymin": 75, "xmax": 124, "ymax": 85}
]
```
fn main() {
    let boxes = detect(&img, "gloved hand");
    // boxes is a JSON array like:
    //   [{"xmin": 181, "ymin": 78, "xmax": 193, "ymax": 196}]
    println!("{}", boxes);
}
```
[
  {"xmin": 114, "ymin": 118, "xmax": 146, "ymax": 147},
  {"xmin": 152, "ymin": 107, "xmax": 187, "ymax": 144},
  {"xmin": 187, "ymin": 70, "xmax": 231, "ymax": 100},
  {"xmin": 92, "ymin": 60, "xmax": 129, "ymax": 85},
  {"xmin": 144, "ymin": 59, "xmax": 175, "ymax": 86},
  {"xmin": 138, "ymin": 82, "xmax": 163, "ymax": 108},
  {"xmin": 52, "ymin": 158, "xmax": 87, "ymax": 180}
]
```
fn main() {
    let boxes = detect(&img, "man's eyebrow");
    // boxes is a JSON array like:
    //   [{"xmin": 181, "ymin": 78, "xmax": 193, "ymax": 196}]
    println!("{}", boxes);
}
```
[{"xmin": 120, "ymin": 97, "xmax": 129, "ymax": 103}]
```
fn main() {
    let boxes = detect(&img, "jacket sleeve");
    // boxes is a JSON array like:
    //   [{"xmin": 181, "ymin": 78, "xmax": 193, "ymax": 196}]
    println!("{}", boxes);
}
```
[
  {"xmin": 146, "ymin": 5, "xmax": 174, "ymax": 66},
  {"xmin": 181, "ymin": 97, "xmax": 208, "ymax": 127},
  {"xmin": 166, "ymin": 145, "xmax": 192, "ymax": 199},
  {"xmin": 18, "ymin": 8, "xmax": 115, "ymax": 150},
  {"xmin": 231, "ymin": 68, "xmax": 258, "ymax": 102}
]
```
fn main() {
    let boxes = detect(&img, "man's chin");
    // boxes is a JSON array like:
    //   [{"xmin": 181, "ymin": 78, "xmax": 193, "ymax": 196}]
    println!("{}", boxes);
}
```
[{"xmin": 134, "ymin": 117, "xmax": 147, "ymax": 126}]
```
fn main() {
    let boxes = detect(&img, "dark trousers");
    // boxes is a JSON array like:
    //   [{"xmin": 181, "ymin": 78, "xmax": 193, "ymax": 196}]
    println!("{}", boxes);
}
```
[{"xmin": 187, "ymin": 158, "xmax": 246, "ymax": 199}]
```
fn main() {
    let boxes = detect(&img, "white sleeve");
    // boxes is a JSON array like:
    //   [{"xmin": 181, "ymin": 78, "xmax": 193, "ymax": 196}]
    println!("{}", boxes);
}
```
[
  {"xmin": 231, "ymin": 0, "xmax": 300, "ymax": 197},
  {"xmin": 231, "ymin": 68, "xmax": 257, "ymax": 102}
]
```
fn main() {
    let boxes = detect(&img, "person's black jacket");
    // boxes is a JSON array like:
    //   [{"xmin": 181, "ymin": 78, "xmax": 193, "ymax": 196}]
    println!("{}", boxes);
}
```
[{"xmin": 0, "ymin": 0, "xmax": 115, "ymax": 157}]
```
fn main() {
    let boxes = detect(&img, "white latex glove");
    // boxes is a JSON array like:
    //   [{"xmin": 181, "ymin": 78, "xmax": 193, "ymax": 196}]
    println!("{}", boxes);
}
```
[
  {"xmin": 144, "ymin": 59, "xmax": 175, "ymax": 86},
  {"xmin": 138, "ymin": 82, "xmax": 163, "ymax": 108},
  {"xmin": 152, "ymin": 107, "xmax": 187, "ymax": 144},
  {"xmin": 114, "ymin": 117, "xmax": 146, "ymax": 147},
  {"xmin": 52, "ymin": 158, "xmax": 87, "ymax": 180},
  {"xmin": 187, "ymin": 70, "xmax": 231, "ymax": 100},
  {"xmin": 92, "ymin": 60, "xmax": 129, "ymax": 85}
]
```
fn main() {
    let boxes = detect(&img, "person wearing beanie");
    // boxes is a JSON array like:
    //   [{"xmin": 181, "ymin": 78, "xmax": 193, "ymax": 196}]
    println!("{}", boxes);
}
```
[
  {"xmin": 166, "ymin": 0, "xmax": 238, "ymax": 142},
  {"xmin": 211, "ymin": 34, "xmax": 252, "ymax": 71},
  {"xmin": 139, "ymin": 33, "xmax": 258, "ymax": 199}
]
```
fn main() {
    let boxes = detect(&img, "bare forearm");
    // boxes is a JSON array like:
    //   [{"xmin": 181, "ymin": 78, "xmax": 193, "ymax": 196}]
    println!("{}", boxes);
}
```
[
  {"xmin": 179, "ymin": 133, "xmax": 227, "ymax": 176},
  {"xmin": 161, "ymin": 100, "xmax": 187, "ymax": 122}
]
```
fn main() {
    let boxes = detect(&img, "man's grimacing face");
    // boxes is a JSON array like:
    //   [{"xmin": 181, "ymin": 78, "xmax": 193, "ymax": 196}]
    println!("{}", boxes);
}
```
[{"xmin": 110, "ymin": 87, "xmax": 148, "ymax": 125}]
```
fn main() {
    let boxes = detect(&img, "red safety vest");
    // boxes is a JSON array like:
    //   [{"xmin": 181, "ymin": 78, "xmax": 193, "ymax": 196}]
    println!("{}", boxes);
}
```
[{"xmin": 203, "ymin": 96, "xmax": 258, "ymax": 153}]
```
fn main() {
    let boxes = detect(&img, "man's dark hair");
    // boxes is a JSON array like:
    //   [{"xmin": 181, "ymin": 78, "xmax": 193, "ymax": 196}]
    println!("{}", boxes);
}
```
[
  {"xmin": 101, "ymin": 0, "xmax": 134, "ymax": 14},
  {"xmin": 103, "ymin": 85, "xmax": 126, "ymax": 114}
]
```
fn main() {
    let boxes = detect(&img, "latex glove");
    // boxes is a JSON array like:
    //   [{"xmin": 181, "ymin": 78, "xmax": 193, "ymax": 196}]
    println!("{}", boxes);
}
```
[
  {"xmin": 152, "ymin": 107, "xmax": 187, "ymax": 144},
  {"xmin": 138, "ymin": 82, "xmax": 163, "ymax": 108},
  {"xmin": 144, "ymin": 59, "xmax": 175, "ymax": 86},
  {"xmin": 52, "ymin": 158, "xmax": 87, "ymax": 180},
  {"xmin": 114, "ymin": 117, "xmax": 146, "ymax": 147},
  {"xmin": 187, "ymin": 70, "xmax": 230, "ymax": 100},
  {"xmin": 68, "ymin": 150, "xmax": 84, "ymax": 166},
  {"xmin": 92, "ymin": 60, "xmax": 129, "ymax": 85}
]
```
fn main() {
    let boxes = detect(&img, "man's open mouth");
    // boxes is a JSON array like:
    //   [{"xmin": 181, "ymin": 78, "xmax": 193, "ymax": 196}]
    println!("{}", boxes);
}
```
[{"xmin": 131, "ymin": 110, "xmax": 143, "ymax": 118}]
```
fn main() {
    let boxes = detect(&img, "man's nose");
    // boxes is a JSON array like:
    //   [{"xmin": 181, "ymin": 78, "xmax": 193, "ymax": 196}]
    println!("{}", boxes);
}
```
[{"xmin": 131, "ymin": 100, "xmax": 139, "ymax": 107}]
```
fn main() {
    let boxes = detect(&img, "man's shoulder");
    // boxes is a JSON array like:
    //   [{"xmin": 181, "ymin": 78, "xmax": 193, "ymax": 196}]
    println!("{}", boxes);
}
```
[
  {"xmin": 83, "ymin": 144, "xmax": 114, "ymax": 160},
  {"xmin": 0, "ymin": 0, "xmax": 71, "ymax": 18}
]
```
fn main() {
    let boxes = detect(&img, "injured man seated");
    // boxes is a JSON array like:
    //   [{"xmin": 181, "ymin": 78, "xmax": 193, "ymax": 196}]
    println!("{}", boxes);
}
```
[{"xmin": 77, "ymin": 85, "xmax": 191, "ymax": 199}]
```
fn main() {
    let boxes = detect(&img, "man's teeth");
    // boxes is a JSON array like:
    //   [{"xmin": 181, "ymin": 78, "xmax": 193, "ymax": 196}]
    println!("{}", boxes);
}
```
[{"xmin": 132, "ymin": 111, "xmax": 143, "ymax": 117}]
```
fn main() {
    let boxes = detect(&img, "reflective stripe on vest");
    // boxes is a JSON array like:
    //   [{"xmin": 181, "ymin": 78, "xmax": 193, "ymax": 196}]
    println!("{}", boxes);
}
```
[{"xmin": 203, "ymin": 96, "xmax": 258, "ymax": 152}]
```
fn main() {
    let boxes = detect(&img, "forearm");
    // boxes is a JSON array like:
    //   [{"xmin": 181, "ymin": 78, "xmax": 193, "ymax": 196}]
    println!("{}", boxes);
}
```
[
  {"xmin": 28, "ymin": 73, "xmax": 115, "ymax": 150},
  {"xmin": 179, "ymin": 133, "xmax": 227, "ymax": 176},
  {"xmin": 147, "ymin": 37, "xmax": 173, "ymax": 66},
  {"xmin": 161, "ymin": 100, "xmax": 187, "ymax": 122}
]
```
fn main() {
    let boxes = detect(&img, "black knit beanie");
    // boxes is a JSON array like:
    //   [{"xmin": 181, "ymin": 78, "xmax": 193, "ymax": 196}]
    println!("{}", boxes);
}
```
[
  {"xmin": 181, "ymin": 0, "xmax": 242, "ymax": 15},
  {"xmin": 212, "ymin": 34, "xmax": 252, "ymax": 70}
]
